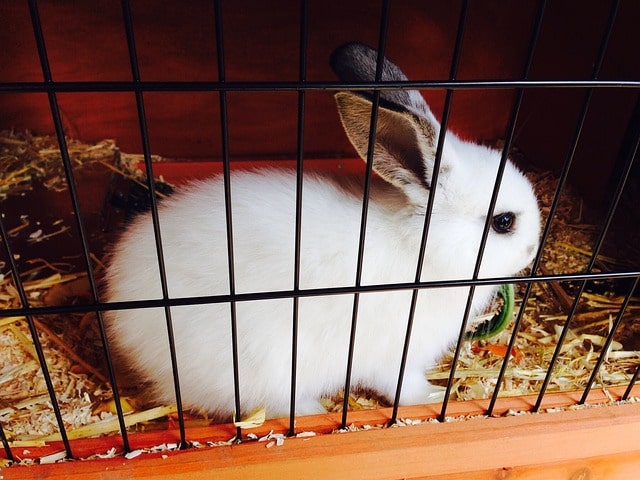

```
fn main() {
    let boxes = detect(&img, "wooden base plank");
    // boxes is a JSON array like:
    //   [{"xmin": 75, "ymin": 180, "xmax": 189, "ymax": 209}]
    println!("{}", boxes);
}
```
[{"xmin": 2, "ymin": 386, "xmax": 638, "ymax": 479}]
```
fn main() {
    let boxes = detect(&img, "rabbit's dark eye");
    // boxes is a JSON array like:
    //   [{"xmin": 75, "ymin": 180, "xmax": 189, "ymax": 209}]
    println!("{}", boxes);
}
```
[{"xmin": 492, "ymin": 212, "xmax": 515, "ymax": 234}]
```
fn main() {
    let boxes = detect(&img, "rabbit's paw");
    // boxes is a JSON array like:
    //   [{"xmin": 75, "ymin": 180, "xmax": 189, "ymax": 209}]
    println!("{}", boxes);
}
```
[
  {"xmin": 399, "ymin": 371, "xmax": 447, "ymax": 405},
  {"xmin": 295, "ymin": 398, "xmax": 328, "ymax": 417}
]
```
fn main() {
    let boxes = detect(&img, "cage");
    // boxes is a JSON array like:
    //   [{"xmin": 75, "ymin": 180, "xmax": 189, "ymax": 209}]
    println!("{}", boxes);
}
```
[{"xmin": 0, "ymin": 0, "xmax": 639, "ymax": 478}]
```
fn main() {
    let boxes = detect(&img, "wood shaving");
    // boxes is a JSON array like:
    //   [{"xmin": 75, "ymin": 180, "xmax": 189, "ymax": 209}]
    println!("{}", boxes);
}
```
[{"xmin": 0, "ymin": 271, "xmax": 111, "ymax": 441}]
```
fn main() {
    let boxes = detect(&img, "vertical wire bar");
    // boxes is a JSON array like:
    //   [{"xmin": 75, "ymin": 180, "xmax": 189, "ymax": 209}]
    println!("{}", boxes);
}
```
[
  {"xmin": 618, "ymin": 100, "xmax": 640, "ymax": 403},
  {"xmin": 388, "ymin": 0, "xmax": 469, "ymax": 425},
  {"xmin": 340, "ymin": 0, "xmax": 392, "ymax": 429},
  {"xmin": 212, "ymin": 0, "xmax": 243, "ymax": 440},
  {"xmin": 438, "ymin": 285, "xmax": 476, "ymax": 419},
  {"xmin": 485, "ymin": 0, "xmax": 548, "ymax": 416},
  {"xmin": 0, "ymin": 419, "xmax": 11, "ymax": 463},
  {"xmin": 0, "ymin": 413, "xmax": 10, "ymax": 462},
  {"xmin": 0, "ymin": 223, "xmax": 18, "ymax": 462},
  {"xmin": 533, "ymin": 0, "xmax": 621, "ymax": 411},
  {"xmin": 509, "ymin": 60, "xmax": 600, "ymax": 412},
  {"xmin": 622, "ymin": 364, "xmax": 640, "ymax": 400},
  {"xmin": 438, "ymin": 1, "xmax": 522, "ymax": 421},
  {"xmin": 24, "ymin": 0, "xmax": 79, "ymax": 458},
  {"xmin": 577, "ymin": 108, "xmax": 640, "ymax": 403},
  {"xmin": 0, "ymin": 228, "xmax": 73, "ymax": 457},
  {"xmin": 28, "ymin": 0, "xmax": 133, "ymax": 453},
  {"xmin": 288, "ymin": 0, "xmax": 308, "ymax": 437},
  {"xmin": 23, "ymin": 0, "xmax": 135, "ymax": 454},
  {"xmin": 0, "ymin": 218, "xmax": 73, "ymax": 456},
  {"xmin": 120, "ymin": 0, "xmax": 187, "ymax": 446},
  {"xmin": 580, "ymin": 276, "xmax": 639, "ymax": 403}
]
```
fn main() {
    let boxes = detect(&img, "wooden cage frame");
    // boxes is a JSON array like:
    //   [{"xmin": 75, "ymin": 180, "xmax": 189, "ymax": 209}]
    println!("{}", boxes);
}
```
[{"xmin": 2, "ymin": 386, "xmax": 639, "ymax": 479}]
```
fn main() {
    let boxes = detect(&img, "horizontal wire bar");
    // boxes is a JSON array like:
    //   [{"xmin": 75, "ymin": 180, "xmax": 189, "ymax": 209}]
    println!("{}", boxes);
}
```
[
  {"xmin": 0, "ymin": 270, "xmax": 637, "ymax": 319},
  {"xmin": 0, "ymin": 79, "xmax": 639, "ymax": 94}
]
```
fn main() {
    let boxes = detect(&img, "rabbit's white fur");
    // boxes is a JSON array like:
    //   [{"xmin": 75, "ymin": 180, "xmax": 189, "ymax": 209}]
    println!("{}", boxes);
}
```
[{"xmin": 105, "ymin": 43, "xmax": 541, "ymax": 419}]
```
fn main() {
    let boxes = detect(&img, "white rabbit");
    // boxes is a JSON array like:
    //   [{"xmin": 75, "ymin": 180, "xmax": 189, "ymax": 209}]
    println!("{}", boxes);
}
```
[{"xmin": 105, "ymin": 42, "xmax": 541, "ymax": 420}]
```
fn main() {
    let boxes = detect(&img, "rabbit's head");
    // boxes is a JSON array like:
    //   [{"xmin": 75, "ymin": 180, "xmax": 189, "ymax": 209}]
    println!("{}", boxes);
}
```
[{"xmin": 331, "ymin": 43, "xmax": 541, "ymax": 283}]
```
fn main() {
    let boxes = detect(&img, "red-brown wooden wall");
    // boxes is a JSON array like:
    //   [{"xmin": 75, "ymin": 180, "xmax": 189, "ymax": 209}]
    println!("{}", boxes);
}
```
[{"xmin": 2, "ymin": 0, "xmax": 639, "ymax": 204}]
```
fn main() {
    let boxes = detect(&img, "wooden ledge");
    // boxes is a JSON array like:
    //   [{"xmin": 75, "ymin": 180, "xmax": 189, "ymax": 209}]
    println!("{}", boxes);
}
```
[{"xmin": 2, "ymin": 386, "xmax": 639, "ymax": 479}]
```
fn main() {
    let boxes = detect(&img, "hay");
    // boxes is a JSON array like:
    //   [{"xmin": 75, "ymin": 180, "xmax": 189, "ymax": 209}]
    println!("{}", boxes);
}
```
[
  {"xmin": 0, "ymin": 131, "xmax": 637, "ymax": 445},
  {"xmin": 0, "ymin": 130, "xmax": 170, "ymax": 443},
  {"xmin": 0, "ymin": 129, "xmax": 161, "ymax": 200}
]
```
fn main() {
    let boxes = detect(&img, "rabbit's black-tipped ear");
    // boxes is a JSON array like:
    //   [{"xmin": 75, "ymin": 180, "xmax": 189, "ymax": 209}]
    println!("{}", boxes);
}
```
[
  {"xmin": 335, "ymin": 91, "xmax": 441, "ymax": 206},
  {"xmin": 330, "ymin": 42, "xmax": 412, "ymax": 109},
  {"xmin": 330, "ymin": 42, "xmax": 437, "ymax": 124}
]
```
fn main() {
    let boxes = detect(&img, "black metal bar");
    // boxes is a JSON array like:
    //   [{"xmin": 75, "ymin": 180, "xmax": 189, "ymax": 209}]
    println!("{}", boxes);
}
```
[
  {"xmin": 485, "ymin": 0, "xmax": 548, "ymax": 416},
  {"xmin": 212, "ymin": 0, "xmax": 243, "ymax": 441},
  {"xmin": 623, "ymin": 364, "xmax": 640, "ymax": 400},
  {"xmin": 533, "ymin": 0, "xmax": 621, "ymax": 412},
  {"xmin": 0, "ymin": 216, "xmax": 67, "ymax": 457},
  {"xmin": 578, "ymin": 99, "xmax": 640, "ymax": 402},
  {"xmin": 0, "ymin": 270, "xmax": 638, "ymax": 320},
  {"xmin": 120, "ymin": 0, "xmax": 188, "ymax": 447},
  {"xmin": 339, "ymin": 0, "xmax": 392, "ymax": 429},
  {"xmin": 438, "ymin": 294, "xmax": 476, "ymax": 421},
  {"xmin": 4, "ymin": 2, "xmax": 132, "ymax": 460},
  {"xmin": 389, "ymin": 0, "xmax": 470, "ymax": 425},
  {"xmin": 23, "ymin": 0, "xmax": 79, "ymax": 459},
  {"xmin": 439, "ymin": 2, "xmax": 536, "ymax": 421},
  {"xmin": 1, "ymin": 79, "xmax": 638, "ymax": 94},
  {"xmin": 579, "ymin": 276, "xmax": 640, "ymax": 403},
  {"xmin": 0, "ymin": 220, "xmax": 18, "ymax": 463},
  {"xmin": 0, "ymin": 188, "xmax": 73, "ymax": 458},
  {"xmin": 23, "ymin": 0, "xmax": 135, "ymax": 455},
  {"xmin": 0, "ymin": 426, "xmax": 11, "ymax": 463},
  {"xmin": 288, "ymin": 0, "xmax": 309, "ymax": 437},
  {"xmin": 512, "ymin": 78, "xmax": 595, "ymax": 413}
]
